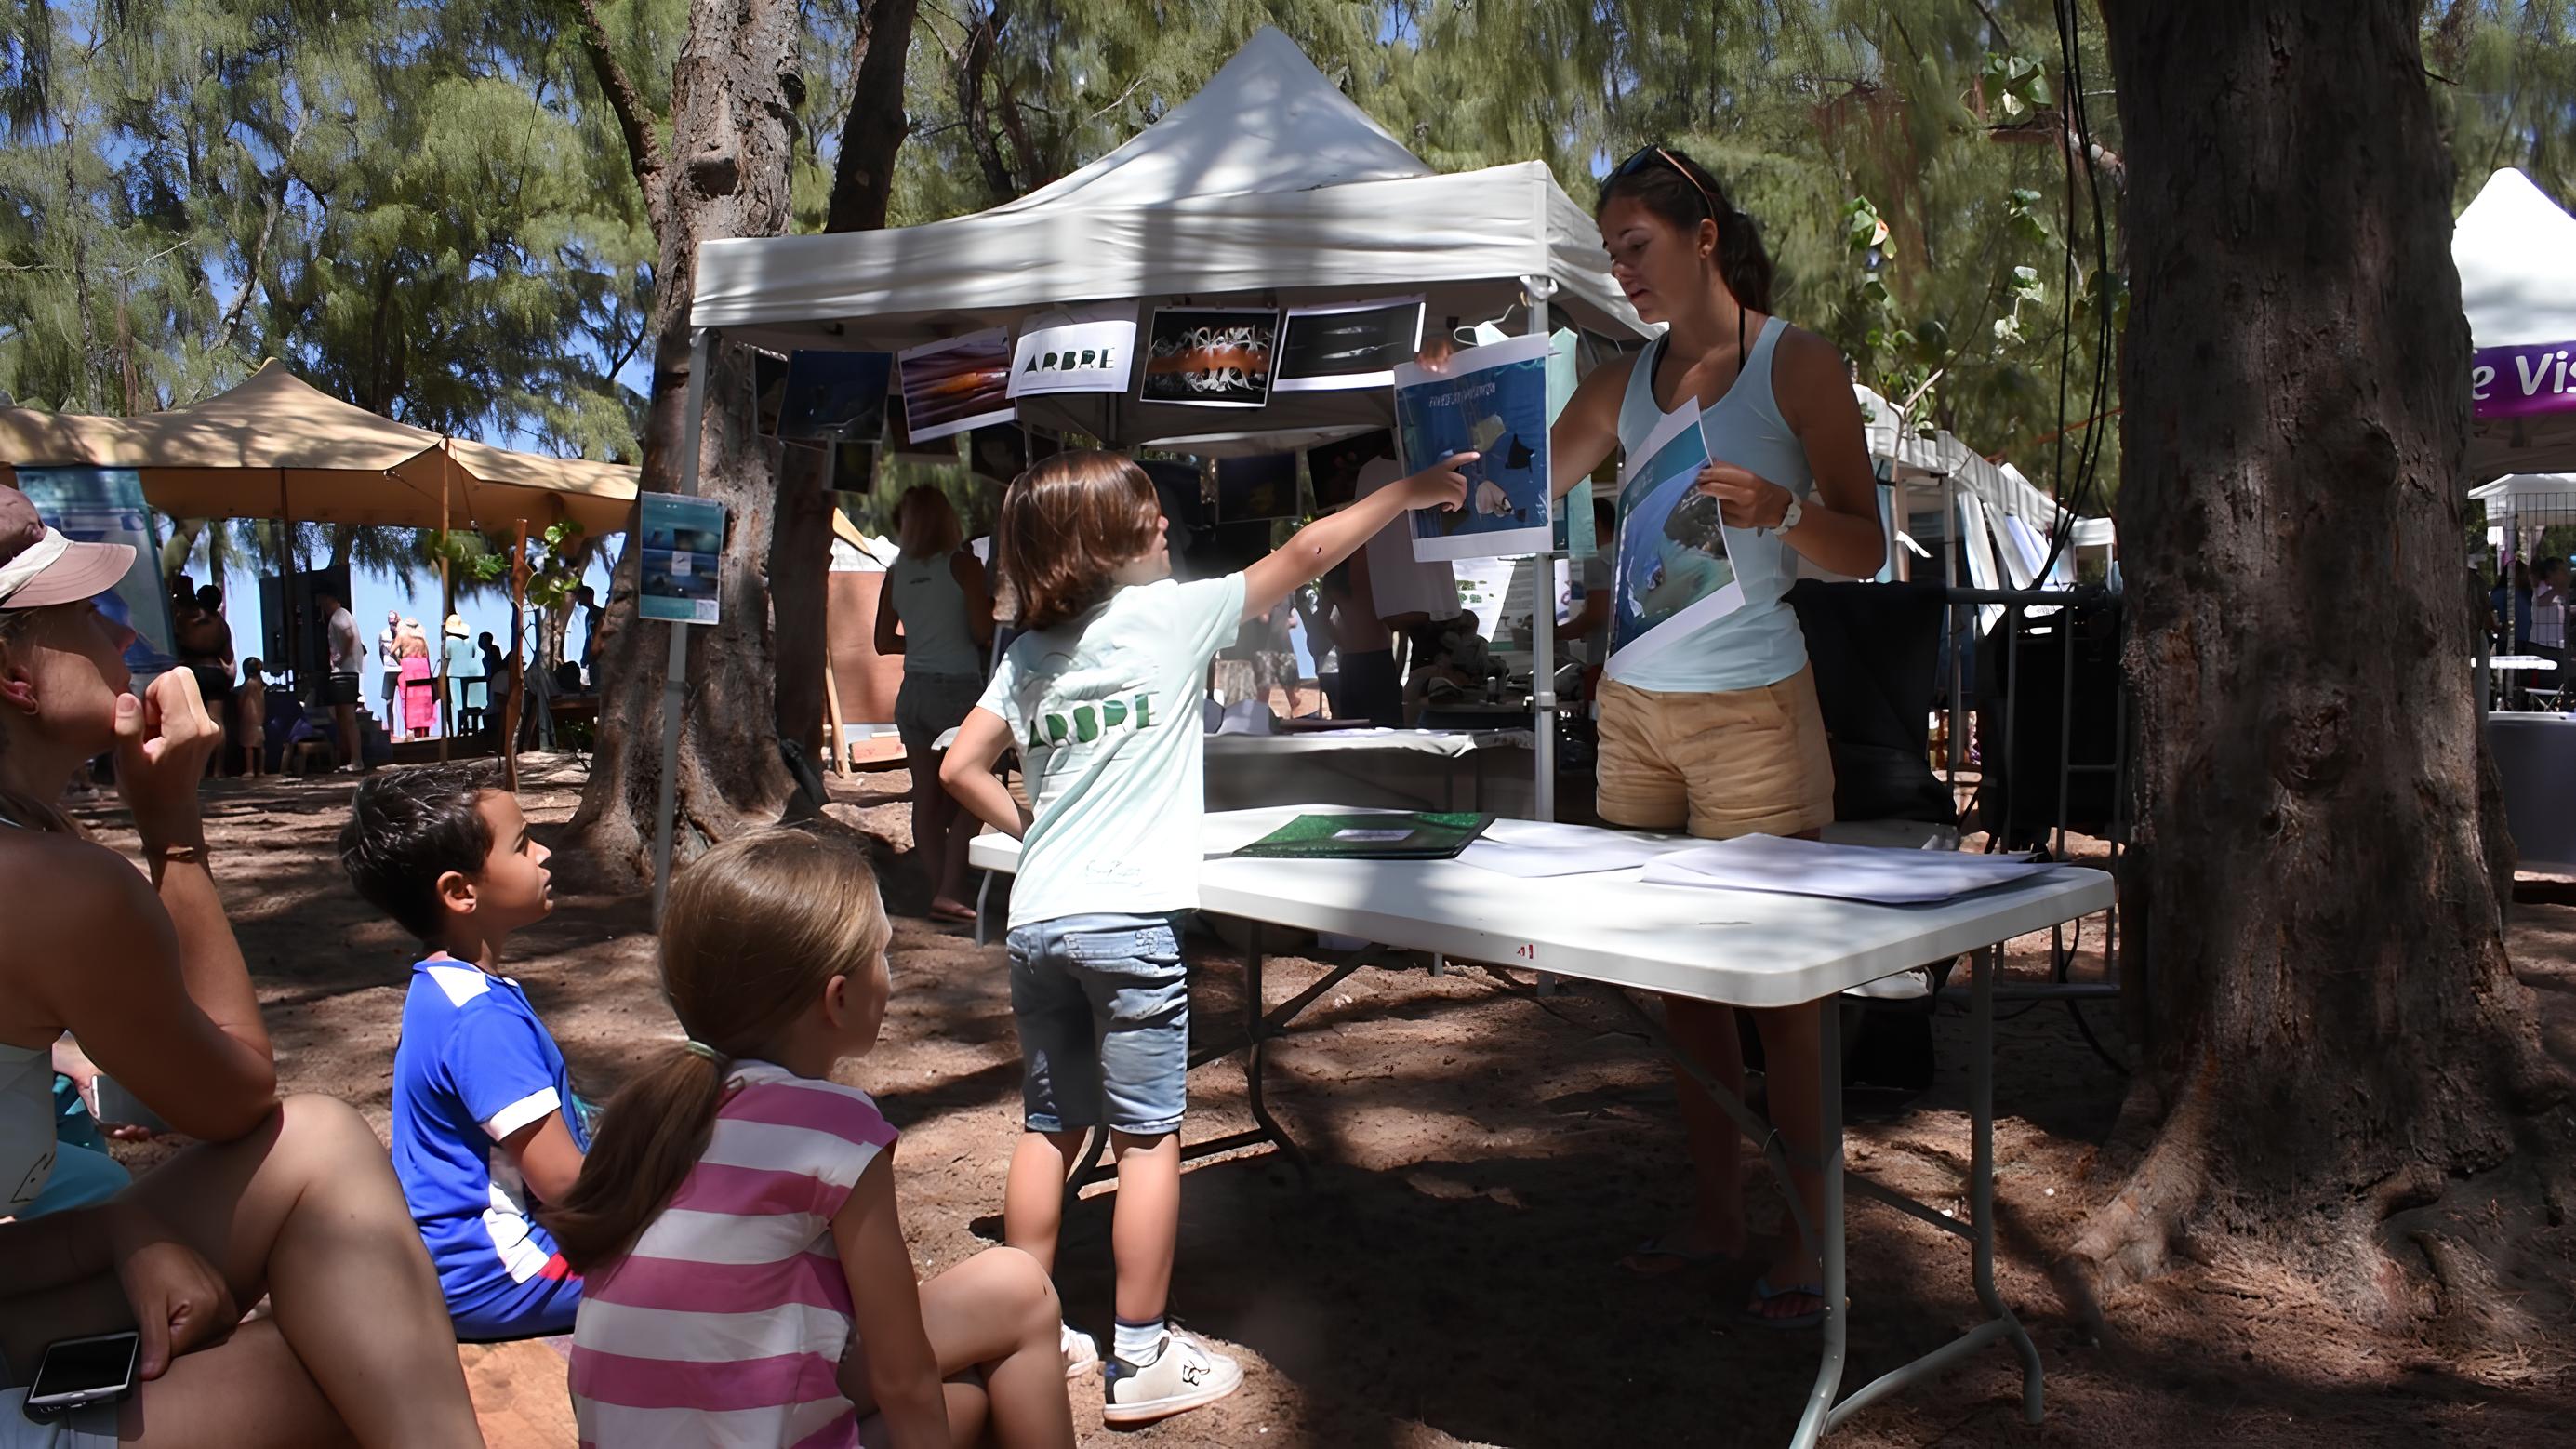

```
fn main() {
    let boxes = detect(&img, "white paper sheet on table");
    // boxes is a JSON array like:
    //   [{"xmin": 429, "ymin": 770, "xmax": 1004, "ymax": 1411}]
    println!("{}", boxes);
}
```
[
  {"xmin": 1456, "ymin": 819, "xmax": 1692, "ymax": 878},
  {"xmin": 1639, "ymin": 833, "xmax": 2054, "ymax": 904}
]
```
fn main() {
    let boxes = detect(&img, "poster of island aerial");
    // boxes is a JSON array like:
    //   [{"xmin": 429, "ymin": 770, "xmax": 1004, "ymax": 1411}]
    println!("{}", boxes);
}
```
[
  {"xmin": 1605, "ymin": 404, "xmax": 1744, "ymax": 679},
  {"xmin": 1392, "ymin": 333, "xmax": 1552, "ymax": 562}
]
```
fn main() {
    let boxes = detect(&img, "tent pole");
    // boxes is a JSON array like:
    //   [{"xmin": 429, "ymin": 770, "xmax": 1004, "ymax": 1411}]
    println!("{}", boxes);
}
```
[
  {"xmin": 502, "ymin": 519, "xmax": 528, "ymax": 791},
  {"xmin": 439, "ymin": 444, "xmax": 453, "ymax": 763},
  {"xmin": 652, "ymin": 328, "xmax": 715, "ymax": 921},
  {"xmin": 1525, "ymin": 280, "xmax": 1556, "ymax": 824}
]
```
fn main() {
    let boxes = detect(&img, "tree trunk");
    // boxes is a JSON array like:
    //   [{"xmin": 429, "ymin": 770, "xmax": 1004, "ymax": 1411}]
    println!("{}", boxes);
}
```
[
  {"xmin": 770, "ymin": 442, "xmax": 831, "ymax": 759},
  {"xmin": 773, "ymin": 0, "xmax": 921, "ymax": 765},
  {"xmin": 825, "ymin": 0, "xmax": 920, "ymax": 234},
  {"xmin": 2074, "ymin": 0, "xmax": 2567, "ymax": 1331},
  {"xmin": 564, "ymin": 0, "xmax": 803, "ymax": 888}
]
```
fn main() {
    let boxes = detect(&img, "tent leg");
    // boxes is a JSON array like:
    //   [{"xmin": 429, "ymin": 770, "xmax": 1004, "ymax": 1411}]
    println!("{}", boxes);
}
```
[
  {"xmin": 1524, "ymin": 281, "xmax": 1556, "ymax": 826},
  {"xmin": 651, "ymin": 329, "xmax": 715, "ymax": 922},
  {"xmin": 502, "ymin": 520, "xmax": 529, "ymax": 791}
]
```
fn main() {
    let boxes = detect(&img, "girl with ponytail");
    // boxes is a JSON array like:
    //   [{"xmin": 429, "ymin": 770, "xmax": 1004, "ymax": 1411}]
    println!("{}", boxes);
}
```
[
  {"xmin": 1547, "ymin": 146, "xmax": 1887, "ymax": 1326},
  {"xmin": 555, "ymin": 827, "xmax": 1074, "ymax": 1449}
]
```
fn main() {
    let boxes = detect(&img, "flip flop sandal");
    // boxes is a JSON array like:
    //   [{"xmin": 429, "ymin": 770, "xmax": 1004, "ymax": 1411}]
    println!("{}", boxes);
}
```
[
  {"xmin": 1619, "ymin": 1236, "xmax": 1733, "ymax": 1278},
  {"xmin": 1744, "ymin": 1275, "xmax": 1828, "ymax": 1331}
]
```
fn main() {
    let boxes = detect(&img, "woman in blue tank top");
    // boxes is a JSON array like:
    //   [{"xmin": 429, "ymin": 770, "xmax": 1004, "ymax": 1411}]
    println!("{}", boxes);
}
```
[{"xmin": 1549, "ymin": 145, "xmax": 1885, "ymax": 1326}]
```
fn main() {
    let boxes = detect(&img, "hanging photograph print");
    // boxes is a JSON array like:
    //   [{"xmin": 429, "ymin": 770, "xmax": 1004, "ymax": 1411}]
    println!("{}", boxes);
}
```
[
  {"xmin": 1605, "ymin": 405, "xmax": 1742, "ymax": 680},
  {"xmin": 1305, "ymin": 431, "xmax": 1394, "ymax": 512},
  {"xmin": 1392, "ymin": 332, "xmax": 1553, "ymax": 562},
  {"xmin": 751, "ymin": 351, "xmax": 790, "ymax": 436},
  {"xmin": 1215, "ymin": 453, "xmax": 1297, "ymax": 522},
  {"xmin": 1142, "ymin": 307, "xmax": 1276, "ymax": 407},
  {"xmin": 1008, "ymin": 302, "xmax": 1135, "ymax": 398},
  {"xmin": 639, "ymin": 495, "xmax": 728, "ymax": 626},
  {"xmin": 829, "ymin": 442, "xmax": 876, "ymax": 497},
  {"xmin": 899, "ymin": 328, "xmax": 1016, "ymax": 441},
  {"xmin": 1274, "ymin": 297, "xmax": 1424, "ymax": 392},
  {"xmin": 776, "ymin": 351, "xmax": 894, "ymax": 442},
  {"xmin": 966, "ymin": 424, "xmax": 1060, "ymax": 485},
  {"xmin": 884, "ymin": 392, "xmax": 959, "ymax": 462}
]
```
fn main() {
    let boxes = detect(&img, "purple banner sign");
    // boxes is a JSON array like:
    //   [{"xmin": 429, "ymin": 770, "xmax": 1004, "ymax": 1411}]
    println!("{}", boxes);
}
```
[{"xmin": 2476, "ymin": 340, "xmax": 2576, "ymax": 419}]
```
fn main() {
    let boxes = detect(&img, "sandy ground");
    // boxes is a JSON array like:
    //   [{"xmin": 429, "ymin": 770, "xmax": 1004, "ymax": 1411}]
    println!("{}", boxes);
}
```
[{"xmin": 71, "ymin": 754, "xmax": 2576, "ymax": 1447}]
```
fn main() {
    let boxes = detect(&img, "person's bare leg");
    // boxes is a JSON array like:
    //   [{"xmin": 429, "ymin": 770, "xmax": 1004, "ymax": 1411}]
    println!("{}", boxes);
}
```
[
  {"xmin": 333, "ymin": 704, "xmax": 359, "ymax": 766},
  {"xmin": 1625, "ymin": 995, "xmax": 1750, "ymax": 1274},
  {"xmin": 127, "ymin": 1095, "xmax": 481, "ymax": 1444},
  {"xmin": 1107, "ymin": 1131, "xmax": 1179, "ymax": 1327},
  {"xmin": 116, "ymin": 1318, "xmax": 351, "ymax": 1448},
  {"xmin": 1002, "ymin": 1127, "xmax": 1090, "ymax": 1276},
  {"xmin": 933, "ymin": 769, "xmax": 979, "ymax": 915},
  {"xmin": 0, "ymin": 1098, "xmax": 478, "ymax": 1447},
  {"xmin": 842, "ymin": 1247, "xmax": 1072, "ymax": 1448},
  {"xmin": 1747, "ymin": 1002, "xmax": 1828, "ymax": 1320}
]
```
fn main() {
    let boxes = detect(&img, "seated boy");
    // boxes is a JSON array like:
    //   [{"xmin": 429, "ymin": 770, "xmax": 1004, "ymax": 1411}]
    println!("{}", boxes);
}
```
[{"xmin": 339, "ymin": 762, "xmax": 587, "ymax": 1338}]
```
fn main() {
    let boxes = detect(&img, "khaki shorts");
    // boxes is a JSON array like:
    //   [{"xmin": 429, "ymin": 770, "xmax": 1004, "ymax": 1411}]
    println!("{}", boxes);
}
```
[{"xmin": 1595, "ymin": 666, "xmax": 1836, "ymax": 840}]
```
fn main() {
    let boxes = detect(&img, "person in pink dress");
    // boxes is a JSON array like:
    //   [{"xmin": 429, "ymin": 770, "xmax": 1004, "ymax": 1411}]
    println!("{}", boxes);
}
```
[{"xmin": 397, "ymin": 628, "xmax": 436, "ymax": 741}]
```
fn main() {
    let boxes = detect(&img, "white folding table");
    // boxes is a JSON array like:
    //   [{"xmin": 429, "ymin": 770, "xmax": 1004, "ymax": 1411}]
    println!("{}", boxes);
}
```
[{"xmin": 969, "ymin": 805, "xmax": 2114, "ymax": 1447}]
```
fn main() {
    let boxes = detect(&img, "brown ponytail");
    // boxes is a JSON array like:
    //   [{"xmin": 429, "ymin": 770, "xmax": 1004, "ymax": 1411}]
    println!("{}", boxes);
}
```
[
  {"xmin": 1596, "ymin": 144, "xmax": 1774, "ymax": 313},
  {"xmin": 543, "ymin": 826, "xmax": 894, "ymax": 1270}
]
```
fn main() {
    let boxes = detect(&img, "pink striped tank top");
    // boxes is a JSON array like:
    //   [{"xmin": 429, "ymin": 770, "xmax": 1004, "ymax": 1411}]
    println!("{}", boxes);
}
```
[{"xmin": 569, "ymin": 1060, "xmax": 899, "ymax": 1448}]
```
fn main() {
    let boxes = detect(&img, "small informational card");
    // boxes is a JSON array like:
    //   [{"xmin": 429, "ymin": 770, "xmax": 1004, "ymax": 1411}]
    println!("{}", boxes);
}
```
[
  {"xmin": 1393, "ymin": 332, "xmax": 1553, "ymax": 562},
  {"xmin": 638, "ymin": 495, "xmax": 727, "ymax": 626},
  {"xmin": 1604, "ymin": 405, "xmax": 1740, "ymax": 680},
  {"xmin": 898, "ymin": 328, "xmax": 1016, "ymax": 441},
  {"xmin": 1008, "ymin": 301, "xmax": 1135, "ymax": 398},
  {"xmin": 1142, "ymin": 307, "xmax": 1278, "ymax": 407},
  {"xmin": 1274, "ymin": 297, "xmax": 1424, "ymax": 392},
  {"xmin": 775, "ymin": 351, "xmax": 894, "ymax": 442}
]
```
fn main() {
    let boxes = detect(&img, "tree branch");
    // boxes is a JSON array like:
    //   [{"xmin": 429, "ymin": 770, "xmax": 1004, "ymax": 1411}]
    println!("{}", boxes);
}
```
[
  {"xmin": 570, "ymin": 0, "xmax": 671, "ymax": 234},
  {"xmin": 825, "ymin": 0, "xmax": 921, "ymax": 233}
]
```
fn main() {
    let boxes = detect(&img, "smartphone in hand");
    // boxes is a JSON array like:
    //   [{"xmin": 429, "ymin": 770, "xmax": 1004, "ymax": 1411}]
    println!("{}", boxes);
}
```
[{"xmin": 20, "ymin": 1332, "xmax": 139, "ymax": 1421}]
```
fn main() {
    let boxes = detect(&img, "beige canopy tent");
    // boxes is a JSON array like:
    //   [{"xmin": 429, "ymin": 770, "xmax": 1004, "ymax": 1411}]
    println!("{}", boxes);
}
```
[
  {"xmin": 0, "ymin": 359, "xmax": 638, "ymax": 536},
  {"xmin": 0, "ymin": 360, "xmax": 641, "ymax": 782}
]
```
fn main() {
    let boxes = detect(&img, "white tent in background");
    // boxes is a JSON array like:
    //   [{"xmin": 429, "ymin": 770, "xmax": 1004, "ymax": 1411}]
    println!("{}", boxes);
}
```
[
  {"xmin": 2455, "ymin": 168, "xmax": 2576, "ymax": 481},
  {"xmin": 690, "ymin": 27, "xmax": 1649, "ymax": 453},
  {"xmin": 1852, "ymin": 384, "xmax": 2112, "ymax": 608}
]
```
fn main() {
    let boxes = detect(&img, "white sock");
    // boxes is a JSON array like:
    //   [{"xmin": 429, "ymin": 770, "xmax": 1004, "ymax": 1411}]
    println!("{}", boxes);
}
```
[{"xmin": 1113, "ymin": 1316, "xmax": 1166, "ymax": 1363}]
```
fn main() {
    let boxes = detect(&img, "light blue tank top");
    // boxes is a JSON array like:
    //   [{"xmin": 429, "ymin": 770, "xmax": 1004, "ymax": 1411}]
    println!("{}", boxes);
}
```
[
  {"xmin": 1613, "ymin": 317, "xmax": 1812, "ymax": 694},
  {"xmin": 888, "ymin": 552, "xmax": 985, "ymax": 678}
]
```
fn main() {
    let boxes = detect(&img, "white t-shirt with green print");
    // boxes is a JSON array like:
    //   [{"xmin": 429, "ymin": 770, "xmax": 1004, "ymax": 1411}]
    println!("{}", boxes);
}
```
[{"xmin": 977, "ymin": 573, "xmax": 1246, "ymax": 928}]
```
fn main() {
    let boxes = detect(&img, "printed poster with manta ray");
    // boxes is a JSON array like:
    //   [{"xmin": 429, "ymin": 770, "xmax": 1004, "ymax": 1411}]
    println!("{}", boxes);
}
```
[
  {"xmin": 1604, "ymin": 403, "xmax": 1744, "ymax": 680},
  {"xmin": 1391, "ymin": 333, "xmax": 1554, "ymax": 562}
]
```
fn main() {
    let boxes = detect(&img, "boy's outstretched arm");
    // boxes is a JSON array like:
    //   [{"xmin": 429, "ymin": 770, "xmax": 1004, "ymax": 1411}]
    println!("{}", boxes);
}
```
[
  {"xmin": 940, "ymin": 708, "xmax": 1031, "ymax": 840},
  {"xmin": 1238, "ymin": 453, "xmax": 1473, "ymax": 621}
]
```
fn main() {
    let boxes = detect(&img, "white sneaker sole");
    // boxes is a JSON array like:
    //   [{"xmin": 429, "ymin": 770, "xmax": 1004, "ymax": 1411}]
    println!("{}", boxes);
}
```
[{"xmin": 1100, "ymin": 1359, "xmax": 1245, "ymax": 1426}]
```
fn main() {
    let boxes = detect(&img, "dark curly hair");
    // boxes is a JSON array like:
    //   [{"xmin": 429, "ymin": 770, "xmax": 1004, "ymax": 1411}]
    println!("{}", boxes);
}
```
[{"xmin": 339, "ymin": 762, "xmax": 499, "ymax": 941}]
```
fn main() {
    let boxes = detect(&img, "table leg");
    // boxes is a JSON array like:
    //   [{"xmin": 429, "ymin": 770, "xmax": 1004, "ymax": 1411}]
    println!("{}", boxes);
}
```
[
  {"xmin": 1792, "ymin": 993, "xmax": 1849, "ymax": 1449},
  {"xmin": 1971, "ymin": 945, "xmax": 2046, "ymax": 1422},
  {"xmin": 1242, "ymin": 924, "xmax": 1313, "ymax": 1187}
]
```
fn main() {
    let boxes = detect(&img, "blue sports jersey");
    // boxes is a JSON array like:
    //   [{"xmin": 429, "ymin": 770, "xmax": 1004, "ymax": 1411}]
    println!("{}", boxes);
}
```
[{"xmin": 392, "ymin": 957, "xmax": 590, "ymax": 1321}]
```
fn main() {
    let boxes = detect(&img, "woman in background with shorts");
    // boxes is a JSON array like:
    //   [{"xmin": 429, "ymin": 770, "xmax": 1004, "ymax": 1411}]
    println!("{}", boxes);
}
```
[
  {"xmin": 1549, "ymin": 145, "xmax": 1885, "ymax": 1327},
  {"xmin": 876, "ymin": 486, "xmax": 995, "ymax": 924}
]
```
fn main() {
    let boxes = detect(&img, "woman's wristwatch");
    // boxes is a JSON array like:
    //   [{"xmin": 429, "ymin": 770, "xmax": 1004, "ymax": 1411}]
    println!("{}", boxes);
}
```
[{"xmin": 1773, "ymin": 494, "xmax": 1805, "ymax": 535}]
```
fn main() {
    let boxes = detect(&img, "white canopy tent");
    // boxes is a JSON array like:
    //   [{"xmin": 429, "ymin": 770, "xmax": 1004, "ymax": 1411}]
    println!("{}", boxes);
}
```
[
  {"xmin": 1852, "ymin": 384, "xmax": 2112, "ymax": 621},
  {"xmin": 2456, "ymin": 168, "xmax": 2576, "ymax": 482},
  {"xmin": 690, "ymin": 27, "xmax": 1649, "ymax": 453},
  {"xmin": 655, "ymin": 27, "xmax": 1653, "ymax": 889}
]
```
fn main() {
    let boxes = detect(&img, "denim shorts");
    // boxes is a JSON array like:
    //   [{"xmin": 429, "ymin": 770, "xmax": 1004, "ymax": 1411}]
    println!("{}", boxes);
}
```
[{"xmin": 1007, "ymin": 911, "xmax": 1190, "ymax": 1136}]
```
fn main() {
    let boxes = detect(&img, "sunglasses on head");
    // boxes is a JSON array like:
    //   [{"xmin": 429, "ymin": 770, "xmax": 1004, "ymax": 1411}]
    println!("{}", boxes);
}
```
[{"xmin": 1610, "ymin": 145, "xmax": 1720, "ymax": 224}]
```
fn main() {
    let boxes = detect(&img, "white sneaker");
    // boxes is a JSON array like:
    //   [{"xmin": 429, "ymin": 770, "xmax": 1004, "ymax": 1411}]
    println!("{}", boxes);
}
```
[
  {"xmin": 1100, "ymin": 1329, "xmax": 1242, "ymax": 1426},
  {"xmin": 1060, "ymin": 1322, "xmax": 1099, "ymax": 1379}
]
